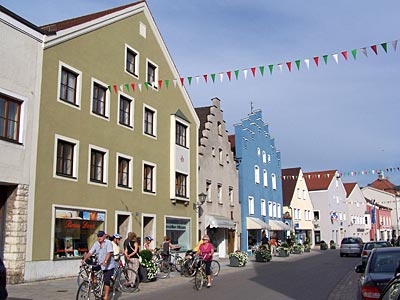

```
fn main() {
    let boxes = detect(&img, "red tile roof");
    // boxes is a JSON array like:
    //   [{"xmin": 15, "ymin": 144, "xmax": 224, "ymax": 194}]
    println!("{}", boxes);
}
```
[
  {"xmin": 369, "ymin": 178, "xmax": 397, "ymax": 195},
  {"xmin": 40, "ymin": 1, "xmax": 145, "ymax": 33},
  {"xmin": 304, "ymin": 170, "xmax": 337, "ymax": 191},
  {"xmin": 281, "ymin": 167, "xmax": 301, "ymax": 206},
  {"xmin": 343, "ymin": 182, "xmax": 357, "ymax": 197}
]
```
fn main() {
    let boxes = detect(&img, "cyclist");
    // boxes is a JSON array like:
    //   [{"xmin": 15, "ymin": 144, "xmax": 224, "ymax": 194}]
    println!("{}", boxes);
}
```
[
  {"xmin": 111, "ymin": 233, "xmax": 124, "ymax": 278},
  {"xmin": 82, "ymin": 230, "xmax": 114, "ymax": 300},
  {"xmin": 161, "ymin": 236, "xmax": 180, "ymax": 258},
  {"xmin": 195, "ymin": 234, "xmax": 214, "ymax": 288},
  {"xmin": 144, "ymin": 236, "xmax": 155, "ymax": 253}
]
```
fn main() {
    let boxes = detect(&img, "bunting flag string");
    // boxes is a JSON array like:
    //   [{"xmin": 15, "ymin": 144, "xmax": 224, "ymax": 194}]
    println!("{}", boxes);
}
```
[
  {"xmin": 280, "ymin": 167, "xmax": 400, "ymax": 180},
  {"xmin": 107, "ymin": 38, "xmax": 399, "ymax": 93}
]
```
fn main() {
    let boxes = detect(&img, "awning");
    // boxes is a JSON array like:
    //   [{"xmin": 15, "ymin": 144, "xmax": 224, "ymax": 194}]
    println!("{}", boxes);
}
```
[
  {"xmin": 205, "ymin": 214, "xmax": 236, "ymax": 230},
  {"xmin": 269, "ymin": 220, "xmax": 291, "ymax": 231},
  {"xmin": 246, "ymin": 217, "xmax": 271, "ymax": 230}
]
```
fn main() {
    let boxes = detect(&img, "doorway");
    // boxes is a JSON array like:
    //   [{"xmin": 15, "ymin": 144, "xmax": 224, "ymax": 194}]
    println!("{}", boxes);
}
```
[
  {"xmin": 228, "ymin": 230, "xmax": 235, "ymax": 254},
  {"xmin": 142, "ymin": 215, "xmax": 156, "ymax": 249},
  {"xmin": 116, "ymin": 212, "xmax": 132, "ymax": 242}
]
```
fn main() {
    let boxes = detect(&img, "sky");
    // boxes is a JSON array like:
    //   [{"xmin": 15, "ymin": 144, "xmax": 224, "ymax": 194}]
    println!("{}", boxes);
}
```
[{"xmin": 2, "ymin": 0, "xmax": 400, "ymax": 187}]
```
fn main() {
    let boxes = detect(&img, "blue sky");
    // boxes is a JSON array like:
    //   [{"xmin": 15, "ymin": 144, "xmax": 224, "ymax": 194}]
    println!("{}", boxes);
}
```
[{"xmin": 2, "ymin": 0, "xmax": 400, "ymax": 186}]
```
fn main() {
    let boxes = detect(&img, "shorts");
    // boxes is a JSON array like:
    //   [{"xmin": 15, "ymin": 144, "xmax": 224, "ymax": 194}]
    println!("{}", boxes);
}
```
[{"xmin": 103, "ymin": 268, "xmax": 114, "ymax": 286}]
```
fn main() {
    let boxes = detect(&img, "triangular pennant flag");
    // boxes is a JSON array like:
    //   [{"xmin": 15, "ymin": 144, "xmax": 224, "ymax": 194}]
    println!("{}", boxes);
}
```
[
  {"xmin": 295, "ymin": 60, "xmax": 301, "ymax": 70},
  {"xmin": 234, "ymin": 70, "xmax": 240, "ymax": 79},
  {"xmin": 187, "ymin": 77, "xmax": 192, "ymax": 85},
  {"xmin": 341, "ymin": 51, "xmax": 348, "ymax": 61},
  {"xmin": 304, "ymin": 59, "xmax": 310, "ymax": 70},
  {"xmin": 211, "ymin": 73, "xmax": 216, "ymax": 83},
  {"xmin": 259, "ymin": 66, "xmax": 265, "ymax": 76},
  {"xmin": 391, "ymin": 40, "xmax": 398, "ymax": 51},
  {"xmin": 361, "ymin": 47, "xmax": 368, "ymax": 57},
  {"xmin": 323, "ymin": 55, "xmax": 328, "ymax": 64},
  {"xmin": 371, "ymin": 45, "xmax": 378, "ymax": 55},
  {"xmin": 351, "ymin": 49, "xmax": 357, "ymax": 60},
  {"xmin": 138, "ymin": 83, "xmax": 142, "ymax": 92},
  {"xmin": 251, "ymin": 67, "xmax": 256, "ymax": 77},
  {"xmin": 108, "ymin": 86, "xmax": 111, "ymax": 93},
  {"xmin": 268, "ymin": 65, "xmax": 274, "ymax": 75},
  {"xmin": 332, "ymin": 53, "xmax": 339, "ymax": 64},
  {"xmin": 286, "ymin": 62, "xmax": 292, "ymax": 72},
  {"xmin": 173, "ymin": 79, "xmax": 177, "ymax": 87},
  {"xmin": 313, "ymin": 56, "xmax": 319, "ymax": 67},
  {"xmin": 119, "ymin": 85, "xmax": 124, "ymax": 92},
  {"xmin": 227, "ymin": 71, "xmax": 232, "ymax": 81},
  {"xmin": 203, "ymin": 74, "xmax": 208, "ymax": 83},
  {"xmin": 158, "ymin": 80, "xmax": 163, "ymax": 89},
  {"xmin": 113, "ymin": 85, "xmax": 118, "ymax": 93},
  {"xmin": 277, "ymin": 63, "xmax": 283, "ymax": 72},
  {"xmin": 125, "ymin": 84, "xmax": 130, "ymax": 92},
  {"xmin": 130, "ymin": 83, "xmax": 135, "ymax": 92},
  {"xmin": 381, "ymin": 42, "xmax": 388, "ymax": 53},
  {"xmin": 219, "ymin": 73, "xmax": 224, "ymax": 83},
  {"xmin": 180, "ymin": 78, "xmax": 184, "ymax": 86},
  {"xmin": 243, "ymin": 69, "xmax": 248, "ymax": 79},
  {"xmin": 144, "ymin": 82, "xmax": 149, "ymax": 90},
  {"xmin": 165, "ymin": 80, "xmax": 169, "ymax": 88},
  {"xmin": 195, "ymin": 76, "xmax": 200, "ymax": 85}
]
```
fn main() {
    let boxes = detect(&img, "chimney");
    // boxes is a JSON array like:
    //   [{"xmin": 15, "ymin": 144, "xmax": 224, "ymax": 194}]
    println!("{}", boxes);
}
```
[{"xmin": 378, "ymin": 171, "xmax": 385, "ymax": 180}]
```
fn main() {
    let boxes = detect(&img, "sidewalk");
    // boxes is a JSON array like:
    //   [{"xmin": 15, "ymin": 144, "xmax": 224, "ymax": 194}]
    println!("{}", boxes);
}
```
[{"xmin": 7, "ymin": 250, "xmax": 321, "ymax": 300}]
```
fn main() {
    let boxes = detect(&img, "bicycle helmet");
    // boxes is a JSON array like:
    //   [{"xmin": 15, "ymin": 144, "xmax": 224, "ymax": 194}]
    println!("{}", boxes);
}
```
[
  {"xmin": 113, "ymin": 233, "xmax": 122, "ymax": 239},
  {"xmin": 145, "ymin": 236, "xmax": 153, "ymax": 241}
]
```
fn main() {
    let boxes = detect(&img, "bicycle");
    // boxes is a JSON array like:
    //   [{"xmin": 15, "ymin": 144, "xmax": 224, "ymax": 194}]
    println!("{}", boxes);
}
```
[
  {"xmin": 76, "ymin": 262, "xmax": 104, "ymax": 300},
  {"xmin": 77, "ymin": 255, "xmax": 98, "ymax": 286},
  {"xmin": 193, "ymin": 255, "xmax": 214, "ymax": 291},
  {"xmin": 181, "ymin": 251, "xmax": 220, "ymax": 277},
  {"xmin": 169, "ymin": 249, "xmax": 184, "ymax": 273},
  {"xmin": 112, "ymin": 253, "xmax": 139, "ymax": 293}
]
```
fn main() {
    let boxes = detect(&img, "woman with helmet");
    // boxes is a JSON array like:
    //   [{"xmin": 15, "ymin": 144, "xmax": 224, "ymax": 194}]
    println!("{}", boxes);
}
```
[{"xmin": 144, "ymin": 236, "xmax": 154, "ymax": 253}]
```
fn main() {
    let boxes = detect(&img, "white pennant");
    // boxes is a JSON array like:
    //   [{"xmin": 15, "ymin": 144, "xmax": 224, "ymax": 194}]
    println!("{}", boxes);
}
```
[
  {"xmin": 361, "ymin": 47, "xmax": 368, "ymax": 57},
  {"xmin": 195, "ymin": 76, "xmax": 200, "ymax": 85},
  {"xmin": 173, "ymin": 79, "xmax": 177, "ymax": 87},
  {"xmin": 392, "ymin": 40, "xmax": 398, "ymax": 51},
  {"xmin": 138, "ymin": 83, "xmax": 142, "ymax": 92},
  {"xmin": 332, "ymin": 53, "xmax": 339, "ymax": 64},
  {"xmin": 277, "ymin": 63, "xmax": 283, "ymax": 72},
  {"xmin": 119, "ymin": 85, "xmax": 124, "ymax": 91},
  {"xmin": 304, "ymin": 59, "xmax": 310, "ymax": 70},
  {"xmin": 219, "ymin": 73, "xmax": 224, "ymax": 83},
  {"xmin": 243, "ymin": 69, "xmax": 248, "ymax": 79}
]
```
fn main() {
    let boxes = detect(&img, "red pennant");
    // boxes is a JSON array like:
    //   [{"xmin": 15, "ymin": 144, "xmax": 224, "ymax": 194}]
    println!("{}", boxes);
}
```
[
  {"xmin": 286, "ymin": 62, "xmax": 292, "ymax": 72},
  {"xmin": 371, "ymin": 45, "xmax": 378, "ymax": 55},
  {"xmin": 158, "ymin": 80, "xmax": 163, "ymax": 89},
  {"xmin": 341, "ymin": 51, "xmax": 348, "ymax": 60},
  {"xmin": 130, "ymin": 83, "xmax": 135, "ymax": 92},
  {"xmin": 313, "ymin": 56, "xmax": 319, "ymax": 67},
  {"xmin": 227, "ymin": 71, "xmax": 232, "ymax": 81},
  {"xmin": 203, "ymin": 74, "xmax": 208, "ymax": 83},
  {"xmin": 251, "ymin": 67, "xmax": 256, "ymax": 77},
  {"xmin": 113, "ymin": 85, "xmax": 118, "ymax": 93},
  {"xmin": 180, "ymin": 78, "xmax": 184, "ymax": 86}
]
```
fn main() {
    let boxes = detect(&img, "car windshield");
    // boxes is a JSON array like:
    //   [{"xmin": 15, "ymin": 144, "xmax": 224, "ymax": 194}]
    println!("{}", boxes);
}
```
[
  {"xmin": 365, "ymin": 243, "xmax": 389, "ymax": 251},
  {"xmin": 370, "ymin": 252, "xmax": 400, "ymax": 273},
  {"xmin": 342, "ymin": 238, "xmax": 360, "ymax": 244}
]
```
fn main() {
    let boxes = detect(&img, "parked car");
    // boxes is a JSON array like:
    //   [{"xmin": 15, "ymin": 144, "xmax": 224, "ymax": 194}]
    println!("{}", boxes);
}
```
[
  {"xmin": 355, "ymin": 247, "xmax": 400, "ymax": 300},
  {"xmin": 0, "ymin": 258, "xmax": 7, "ymax": 299},
  {"xmin": 362, "ymin": 241, "xmax": 391, "ymax": 266},
  {"xmin": 378, "ymin": 273, "xmax": 400, "ymax": 300},
  {"xmin": 340, "ymin": 237, "xmax": 363, "ymax": 257}
]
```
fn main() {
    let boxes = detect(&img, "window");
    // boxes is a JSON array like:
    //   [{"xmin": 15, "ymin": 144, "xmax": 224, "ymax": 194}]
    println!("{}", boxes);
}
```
[
  {"xmin": 262, "ymin": 151, "xmax": 267, "ymax": 164},
  {"xmin": 144, "ymin": 105, "xmax": 157, "ymax": 137},
  {"xmin": 217, "ymin": 184, "xmax": 222, "ymax": 204},
  {"xmin": 229, "ymin": 187, "xmax": 234, "ymax": 206},
  {"xmin": 261, "ymin": 199, "xmax": 266, "ymax": 216},
  {"xmin": 56, "ymin": 140, "xmax": 75, "ymax": 177},
  {"xmin": 118, "ymin": 93, "xmax": 133, "ymax": 128},
  {"xmin": 277, "ymin": 204, "xmax": 281, "ymax": 218},
  {"xmin": 125, "ymin": 46, "xmax": 139, "ymax": 77},
  {"xmin": 218, "ymin": 149, "xmax": 223, "ymax": 165},
  {"xmin": 211, "ymin": 147, "xmax": 215, "ymax": 157},
  {"xmin": 248, "ymin": 197, "xmax": 254, "ymax": 215},
  {"xmin": 303, "ymin": 190, "xmax": 306, "ymax": 200},
  {"xmin": 147, "ymin": 60, "xmax": 158, "ymax": 88},
  {"xmin": 314, "ymin": 211, "xmax": 320, "ymax": 221},
  {"xmin": 89, "ymin": 147, "xmax": 107, "ymax": 184},
  {"xmin": 117, "ymin": 154, "xmax": 132, "ymax": 189},
  {"xmin": 263, "ymin": 170, "xmax": 268, "ymax": 187},
  {"xmin": 206, "ymin": 181, "xmax": 212, "ymax": 202},
  {"xmin": 273, "ymin": 203, "xmax": 277, "ymax": 217},
  {"xmin": 143, "ymin": 162, "xmax": 156, "ymax": 193},
  {"xmin": 58, "ymin": 62, "xmax": 81, "ymax": 107},
  {"xmin": 217, "ymin": 122, "xmax": 222, "ymax": 135},
  {"xmin": 176, "ymin": 121, "xmax": 187, "ymax": 147},
  {"xmin": 268, "ymin": 154, "xmax": 271, "ymax": 162},
  {"xmin": 297, "ymin": 188, "xmax": 301, "ymax": 199},
  {"xmin": 175, "ymin": 172, "xmax": 187, "ymax": 198},
  {"xmin": 257, "ymin": 147, "xmax": 261, "ymax": 156},
  {"xmin": 268, "ymin": 201, "xmax": 273, "ymax": 217},
  {"xmin": 254, "ymin": 165, "xmax": 260, "ymax": 184},
  {"xmin": 0, "ymin": 94, "xmax": 21, "ymax": 142},
  {"xmin": 271, "ymin": 173, "xmax": 277, "ymax": 190},
  {"xmin": 165, "ymin": 217, "xmax": 190, "ymax": 251},
  {"xmin": 91, "ymin": 79, "xmax": 110, "ymax": 119}
]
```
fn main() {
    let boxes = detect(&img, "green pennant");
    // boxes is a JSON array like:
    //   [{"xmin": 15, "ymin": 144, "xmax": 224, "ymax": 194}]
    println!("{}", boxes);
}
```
[
  {"xmin": 268, "ymin": 64, "xmax": 274, "ymax": 75},
  {"xmin": 188, "ymin": 77, "xmax": 193, "ymax": 85},
  {"xmin": 144, "ymin": 82, "xmax": 149, "ymax": 90},
  {"xmin": 211, "ymin": 74, "xmax": 216, "ymax": 83},
  {"xmin": 125, "ymin": 84, "xmax": 130, "ymax": 92},
  {"xmin": 323, "ymin": 55, "xmax": 328, "ymax": 64},
  {"xmin": 108, "ymin": 86, "xmax": 112, "ymax": 92},
  {"xmin": 259, "ymin": 66, "xmax": 265, "ymax": 76},
  {"xmin": 381, "ymin": 42, "xmax": 388, "ymax": 53},
  {"xmin": 351, "ymin": 49, "xmax": 357, "ymax": 60},
  {"xmin": 165, "ymin": 80, "xmax": 169, "ymax": 88},
  {"xmin": 234, "ymin": 70, "xmax": 239, "ymax": 80},
  {"xmin": 295, "ymin": 60, "xmax": 301, "ymax": 70}
]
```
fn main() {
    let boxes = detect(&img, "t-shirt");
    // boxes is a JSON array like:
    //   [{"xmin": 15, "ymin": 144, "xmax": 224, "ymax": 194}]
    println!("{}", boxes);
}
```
[
  {"xmin": 112, "ymin": 242, "xmax": 121, "ymax": 260},
  {"xmin": 162, "ymin": 241, "xmax": 170, "ymax": 255},
  {"xmin": 199, "ymin": 243, "xmax": 213, "ymax": 261},
  {"xmin": 127, "ymin": 241, "xmax": 139, "ymax": 258},
  {"xmin": 89, "ymin": 239, "xmax": 114, "ymax": 270}
]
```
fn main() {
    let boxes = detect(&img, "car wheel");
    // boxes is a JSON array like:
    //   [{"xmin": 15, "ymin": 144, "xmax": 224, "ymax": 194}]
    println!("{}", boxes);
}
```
[{"xmin": 340, "ymin": 253, "xmax": 344, "ymax": 257}]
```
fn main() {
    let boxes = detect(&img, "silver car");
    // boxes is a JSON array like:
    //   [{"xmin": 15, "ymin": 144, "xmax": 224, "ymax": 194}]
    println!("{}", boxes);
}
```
[
  {"xmin": 361, "ymin": 241, "xmax": 391, "ymax": 265},
  {"xmin": 339, "ymin": 237, "xmax": 363, "ymax": 257}
]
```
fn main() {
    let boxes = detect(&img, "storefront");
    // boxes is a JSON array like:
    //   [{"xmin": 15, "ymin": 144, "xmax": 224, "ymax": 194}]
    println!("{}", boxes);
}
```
[
  {"xmin": 53, "ymin": 207, "xmax": 106, "ymax": 260},
  {"xmin": 165, "ymin": 216, "xmax": 191, "ymax": 251},
  {"xmin": 205, "ymin": 214, "xmax": 236, "ymax": 258}
]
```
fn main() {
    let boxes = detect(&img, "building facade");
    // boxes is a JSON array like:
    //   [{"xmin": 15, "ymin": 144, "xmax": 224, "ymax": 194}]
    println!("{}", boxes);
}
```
[
  {"xmin": 195, "ymin": 97, "xmax": 240, "ymax": 257},
  {"xmin": 366, "ymin": 198, "xmax": 392, "ymax": 241}
]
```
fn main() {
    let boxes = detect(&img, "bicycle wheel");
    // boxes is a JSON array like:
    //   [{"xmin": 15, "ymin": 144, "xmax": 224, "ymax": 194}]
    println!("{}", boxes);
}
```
[
  {"xmin": 174, "ymin": 255, "xmax": 184, "ymax": 273},
  {"xmin": 194, "ymin": 268, "xmax": 205, "ymax": 291},
  {"xmin": 118, "ymin": 267, "xmax": 139, "ymax": 293},
  {"xmin": 76, "ymin": 281, "xmax": 96, "ymax": 300},
  {"xmin": 210, "ymin": 260, "xmax": 220, "ymax": 276},
  {"xmin": 156, "ymin": 259, "xmax": 170, "ymax": 279},
  {"xmin": 77, "ymin": 268, "xmax": 89, "ymax": 286}
]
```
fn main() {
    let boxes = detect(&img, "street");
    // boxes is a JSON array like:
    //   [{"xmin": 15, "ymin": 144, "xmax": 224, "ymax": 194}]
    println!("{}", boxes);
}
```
[{"xmin": 8, "ymin": 249, "xmax": 361, "ymax": 300}]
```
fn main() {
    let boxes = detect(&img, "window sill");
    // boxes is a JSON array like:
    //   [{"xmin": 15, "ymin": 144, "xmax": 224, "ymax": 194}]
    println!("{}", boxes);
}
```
[{"xmin": 0, "ymin": 137, "xmax": 23, "ymax": 145}]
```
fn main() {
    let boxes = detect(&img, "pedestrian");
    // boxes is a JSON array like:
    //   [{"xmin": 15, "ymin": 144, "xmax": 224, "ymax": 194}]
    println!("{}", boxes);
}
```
[
  {"xmin": 270, "ymin": 237, "xmax": 277, "ymax": 256},
  {"xmin": 195, "ymin": 234, "xmax": 214, "ymax": 288},
  {"xmin": 124, "ymin": 232, "xmax": 140, "ymax": 288},
  {"xmin": 261, "ymin": 231, "xmax": 269, "ymax": 245},
  {"xmin": 81, "ymin": 230, "xmax": 114, "ymax": 300}
]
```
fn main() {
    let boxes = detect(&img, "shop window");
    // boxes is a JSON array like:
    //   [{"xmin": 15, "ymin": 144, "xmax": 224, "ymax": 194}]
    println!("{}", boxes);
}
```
[{"xmin": 165, "ymin": 217, "xmax": 190, "ymax": 251}]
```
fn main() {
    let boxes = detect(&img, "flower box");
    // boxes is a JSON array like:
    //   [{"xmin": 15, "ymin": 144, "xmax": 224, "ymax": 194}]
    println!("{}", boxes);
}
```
[
  {"xmin": 304, "ymin": 248, "xmax": 311, "ymax": 252},
  {"xmin": 229, "ymin": 251, "xmax": 248, "ymax": 267},
  {"xmin": 255, "ymin": 251, "xmax": 271, "ymax": 262},
  {"xmin": 229, "ymin": 256, "xmax": 240, "ymax": 267}
]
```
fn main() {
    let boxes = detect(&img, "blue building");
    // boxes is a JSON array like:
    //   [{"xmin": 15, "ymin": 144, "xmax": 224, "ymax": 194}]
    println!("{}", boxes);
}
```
[{"xmin": 231, "ymin": 110, "xmax": 288, "ymax": 252}]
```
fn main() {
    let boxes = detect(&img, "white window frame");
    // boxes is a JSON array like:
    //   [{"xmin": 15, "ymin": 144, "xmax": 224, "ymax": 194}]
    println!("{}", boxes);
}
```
[
  {"xmin": 277, "ymin": 204, "xmax": 281, "ymax": 218},
  {"xmin": 217, "ymin": 184, "xmax": 223, "ymax": 204},
  {"xmin": 90, "ymin": 77, "xmax": 110, "ymax": 120},
  {"xmin": 57, "ymin": 61, "xmax": 82, "ymax": 109},
  {"xmin": 53, "ymin": 134, "xmax": 79, "ymax": 182},
  {"xmin": 263, "ymin": 170, "xmax": 268, "ymax": 187},
  {"xmin": 87, "ymin": 144, "xmax": 109, "ymax": 187},
  {"xmin": 229, "ymin": 186, "xmax": 234, "ymax": 206},
  {"xmin": 117, "ymin": 91, "xmax": 134, "ymax": 130},
  {"xmin": 0, "ymin": 88, "xmax": 26, "ymax": 144},
  {"xmin": 268, "ymin": 201, "xmax": 273, "ymax": 217},
  {"xmin": 116, "ymin": 152, "xmax": 133, "ymax": 190},
  {"xmin": 261, "ymin": 199, "xmax": 266, "ymax": 216},
  {"xmin": 273, "ymin": 202, "xmax": 277, "ymax": 218},
  {"xmin": 271, "ymin": 173, "xmax": 277, "ymax": 190},
  {"xmin": 143, "ymin": 103, "xmax": 157, "ymax": 139},
  {"xmin": 254, "ymin": 165, "xmax": 260, "ymax": 184},
  {"xmin": 206, "ymin": 180, "xmax": 212, "ymax": 203},
  {"xmin": 142, "ymin": 160, "xmax": 157, "ymax": 195},
  {"xmin": 262, "ymin": 151, "xmax": 267, "ymax": 164},
  {"xmin": 248, "ymin": 196, "xmax": 255, "ymax": 215},
  {"xmin": 125, "ymin": 44, "xmax": 140, "ymax": 78},
  {"xmin": 146, "ymin": 58, "xmax": 159, "ymax": 89},
  {"xmin": 257, "ymin": 147, "xmax": 261, "ymax": 157},
  {"xmin": 218, "ymin": 149, "xmax": 223, "ymax": 165}
]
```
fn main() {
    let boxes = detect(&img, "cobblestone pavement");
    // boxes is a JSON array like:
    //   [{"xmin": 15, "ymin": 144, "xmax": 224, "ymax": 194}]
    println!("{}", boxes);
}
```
[{"xmin": 327, "ymin": 266, "xmax": 360, "ymax": 300}]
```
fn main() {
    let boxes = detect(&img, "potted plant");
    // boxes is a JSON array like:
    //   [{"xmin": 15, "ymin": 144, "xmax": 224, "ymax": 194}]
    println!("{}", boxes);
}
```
[
  {"xmin": 277, "ymin": 242, "xmax": 290, "ymax": 257},
  {"xmin": 291, "ymin": 243, "xmax": 304, "ymax": 254},
  {"xmin": 330, "ymin": 240, "xmax": 336, "ymax": 249},
  {"xmin": 228, "ymin": 251, "xmax": 248, "ymax": 267},
  {"xmin": 320, "ymin": 241, "xmax": 328, "ymax": 250},
  {"xmin": 139, "ymin": 250, "xmax": 157, "ymax": 282},
  {"xmin": 255, "ymin": 245, "xmax": 272, "ymax": 262},
  {"xmin": 303, "ymin": 241, "xmax": 311, "ymax": 252}
]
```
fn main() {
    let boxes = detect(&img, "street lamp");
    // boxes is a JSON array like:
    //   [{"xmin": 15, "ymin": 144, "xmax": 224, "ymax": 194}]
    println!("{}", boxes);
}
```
[{"xmin": 193, "ymin": 192, "xmax": 207, "ymax": 210}]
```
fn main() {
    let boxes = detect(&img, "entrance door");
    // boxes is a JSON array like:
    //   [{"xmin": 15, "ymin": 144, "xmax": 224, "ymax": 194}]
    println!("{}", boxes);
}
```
[
  {"xmin": 228, "ymin": 230, "xmax": 235, "ymax": 253},
  {"xmin": 142, "ymin": 215, "xmax": 155, "ymax": 249},
  {"xmin": 314, "ymin": 230, "xmax": 321, "ymax": 245},
  {"xmin": 116, "ymin": 213, "xmax": 131, "ymax": 242}
]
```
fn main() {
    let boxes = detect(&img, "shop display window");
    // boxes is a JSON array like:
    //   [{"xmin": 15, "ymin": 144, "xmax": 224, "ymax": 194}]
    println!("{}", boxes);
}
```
[{"xmin": 165, "ymin": 217, "xmax": 190, "ymax": 251}]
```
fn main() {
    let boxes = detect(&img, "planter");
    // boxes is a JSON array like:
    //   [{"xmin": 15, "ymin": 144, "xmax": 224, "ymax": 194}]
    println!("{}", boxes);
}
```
[
  {"xmin": 255, "ymin": 251, "xmax": 271, "ymax": 262},
  {"xmin": 230, "ymin": 256, "xmax": 241, "ymax": 267},
  {"xmin": 292, "ymin": 250, "xmax": 303, "ymax": 254},
  {"xmin": 304, "ymin": 248, "xmax": 311, "ymax": 252},
  {"xmin": 320, "ymin": 244, "xmax": 328, "ymax": 250},
  {"xmin": 139, "ymin": 265, "xmax": 149, "ymax": 282},
  {"xmin": 278, "ymin": 251, "xmax": 289, "ymax": 257}
]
